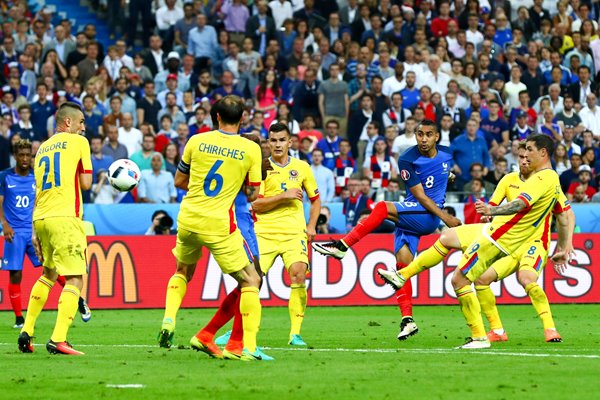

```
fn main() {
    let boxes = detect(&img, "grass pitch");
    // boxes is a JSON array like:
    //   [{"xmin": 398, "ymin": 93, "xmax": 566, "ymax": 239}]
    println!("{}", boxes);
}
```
[{"xmin": 0, "ymin": 305, "xmax": 598, "ymax": 400}]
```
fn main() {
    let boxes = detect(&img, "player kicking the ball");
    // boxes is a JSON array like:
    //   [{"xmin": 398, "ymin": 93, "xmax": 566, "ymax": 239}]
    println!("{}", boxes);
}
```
[
  {"xmin": 251, "ymin": 122, "xmax": 321, "ymax": 346},
  {"xmin": 312, "ymin": 119, "xmax": 461, "ymax": 340},
  {"xmin": 379, "ymin": 140, "xmax": 574, "ymax": 344}
]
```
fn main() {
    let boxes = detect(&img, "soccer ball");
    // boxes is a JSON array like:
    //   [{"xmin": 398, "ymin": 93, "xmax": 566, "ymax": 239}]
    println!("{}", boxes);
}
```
[{"xmin": 108, "ymin": 159, "xmax": 141, "ymax": 192}]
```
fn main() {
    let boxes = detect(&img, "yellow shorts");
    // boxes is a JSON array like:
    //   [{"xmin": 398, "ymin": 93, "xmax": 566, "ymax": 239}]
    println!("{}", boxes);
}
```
[
  {"xmin": 488, "ymin": 239, "xmax": 547, "ymax": 281},
  {"xmin": 34, "ymin": 217, "xmax": 87, "ymax": 276},
  {"xmin": 454, "ymin": 223, "xmax": 485, "ymax": 252},
  {"xmin": 257, "ymin": 233, "xmax": 309, "ymax": 274},
  {"xmin": 458, "ymin": 235, "xmax": 504, "ymax": 282},
  {"xmin": 172, "ymin": 228, "xmax": 253, "ymax": 275}
]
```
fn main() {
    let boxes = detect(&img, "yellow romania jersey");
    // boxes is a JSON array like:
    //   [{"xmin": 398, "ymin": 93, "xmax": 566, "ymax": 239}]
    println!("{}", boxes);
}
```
[
  {"xmin": 485, "ymin": 169, "xmax": 564, "ymax": 253},
  {"xmin": 254, "ymin": 157, "xmax": 319, "ymax": 236},
  {"xmin": 488, "ymin": 171, "xmax": 570, "ymax": 251},
  {"xmin": 178, "ymin": 130, "xmax": 262, "ymax": 235},
  {"xmin": 33, "ymin": 133, "xmax": 92, "ymax": 221}
]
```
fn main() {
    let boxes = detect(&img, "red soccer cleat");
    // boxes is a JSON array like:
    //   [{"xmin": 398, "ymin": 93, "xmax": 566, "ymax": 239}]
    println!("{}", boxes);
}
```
[
  {"xmin": 223, "ymin": 340, "xmax": 243, "ymax": 360},
  {"xmin": 46, "ymin": 340, "xmax": 85, "ymax": 355},
  {"xmin": 486, "ymin": 330, "xmax": 508, "ymax": 342},
  {"xmin": 190, "ymin": 335, "xmax": 223, "ymax": 359}
]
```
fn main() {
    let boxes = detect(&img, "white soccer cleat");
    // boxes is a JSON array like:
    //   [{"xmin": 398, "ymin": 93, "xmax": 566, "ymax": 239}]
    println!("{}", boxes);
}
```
[
  {"xmin": 397, "ymin": 317, "xmax": 419, "ymax": 341},
  {"xmin": 311, "ymin": 241, "xmax": 347, "ymax": 260},
  {"xmin": 456, "ymin": 337, "xmax": 491, "ymax": 349},
  {"xmin": 377, "ymin": 268, "xmax": 406, "ymax": 290}
]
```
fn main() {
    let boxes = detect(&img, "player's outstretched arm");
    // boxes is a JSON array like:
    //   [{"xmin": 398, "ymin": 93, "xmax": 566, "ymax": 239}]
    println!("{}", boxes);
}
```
[
  {"xmin": 252, "ymin": 188, "xmax": 303, "ymax": 213},
  {"xmin": 409, "ymin": 183, "xmax": 461, "ymax": 228},
  {"xmin": 475, "ymin": 198, "xmax": 526, "ymax": 216},
  {"xmin": 0, "ymin": 195, "xmax": 14, "ymax": 243}
]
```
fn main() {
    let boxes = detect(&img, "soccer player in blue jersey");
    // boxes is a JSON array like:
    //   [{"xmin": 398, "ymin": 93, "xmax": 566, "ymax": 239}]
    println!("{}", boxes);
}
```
[
  {"xmin": 312, "ymin": 120, "xmax": 462, "ymax": 338},
  {"xmin": 0, "ymin": 140, "xmax": 39, "ymax": 328}
]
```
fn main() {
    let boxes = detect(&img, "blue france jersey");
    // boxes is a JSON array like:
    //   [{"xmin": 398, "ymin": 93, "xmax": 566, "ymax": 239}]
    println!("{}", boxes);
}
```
[
  {"xmin": 0, "ymin": 169, "xmax": 36, "ymax": 232},
  {"xmin": 397, "ymin": 145, "xmax": 453, "ymax": 206}
]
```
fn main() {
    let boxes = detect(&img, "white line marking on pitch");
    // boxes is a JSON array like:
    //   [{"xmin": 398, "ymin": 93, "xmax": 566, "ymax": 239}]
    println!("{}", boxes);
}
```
[
  {"xmin": 106, "ymin": 384, "xmax": 145, "ymax": 389},
  {"xmin": 1, "ymin": 343, "xmax": 598, "ymax": 359}
]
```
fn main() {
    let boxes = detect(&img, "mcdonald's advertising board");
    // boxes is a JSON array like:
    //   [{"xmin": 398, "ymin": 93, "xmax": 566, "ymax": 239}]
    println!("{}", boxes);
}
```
[{"xmin": 0, "ymin": 234, "xmax": 598, "ymax": 310}]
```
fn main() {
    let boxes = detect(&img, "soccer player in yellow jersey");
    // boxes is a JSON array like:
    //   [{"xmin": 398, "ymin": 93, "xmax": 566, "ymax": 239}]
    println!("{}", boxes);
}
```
[
  {"xmin": 451, "ymin": 134, "xmax": 571, "ymax": 348},
  {"xmin": 18, "ymin": 102, "xmax": 92, "ymax": 355},
  {"xmin": 158, "ymin": 95, "xmax": 269, "ymax": 361},
  {"xmin": 380, "ymin": 142, "xmax": 575, "ymax": 343},
  {"xmin": 252, "ymin": 122, "xmax": 321, "ymax": 346}
]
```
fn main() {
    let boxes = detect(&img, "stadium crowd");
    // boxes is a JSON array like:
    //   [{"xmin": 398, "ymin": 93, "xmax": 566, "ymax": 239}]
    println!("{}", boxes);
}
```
[{"xmin": 1, "ymin": 0, "xmax": 600, "ymax": 231}]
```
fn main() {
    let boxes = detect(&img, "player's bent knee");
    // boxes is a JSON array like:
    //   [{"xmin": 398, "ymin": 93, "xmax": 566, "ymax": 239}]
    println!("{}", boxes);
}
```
[
  {"xmin": 451, "ymin": 268, "xmax": 469, "ymax": 289},
  {"xmin": 517, "ymin": 270, "xmax": 537, "ymax": 288}
]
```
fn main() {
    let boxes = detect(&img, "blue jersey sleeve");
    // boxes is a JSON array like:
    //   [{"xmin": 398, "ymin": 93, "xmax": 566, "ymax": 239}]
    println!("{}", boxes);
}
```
[{"xmin": 397, "ymin": 147, "xmax": 421, "ymax": 188}]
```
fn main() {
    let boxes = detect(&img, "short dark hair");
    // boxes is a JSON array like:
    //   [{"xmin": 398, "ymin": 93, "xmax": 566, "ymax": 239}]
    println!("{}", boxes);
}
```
[
  {"xmin": 312, "ymin": 148, "xmax": 324, "ymax": 156},
  {"xmin": 526, "ymin": 134, "xmax": 554, "ymax": 157},
  {"xmin": 217, "ymin": 95, "xmax": 245, "ymax": 125},
  {"xmin": 269, "ymin": 121, "xmax": 290, "ymax": 136},
  {"xmin": 13, "ymin": 139, "xmax": 32, "ymax": 153},
  {"xmin": 55, "ymin": 102, "xmax": 82, "ymax": 125},
  {"xmin": 326, "ymin": 119, "xmax": 339, "ymax": 128},
  {"xmin": 417, "ymin": 119, "xmax": 437, "ymax": 132}
]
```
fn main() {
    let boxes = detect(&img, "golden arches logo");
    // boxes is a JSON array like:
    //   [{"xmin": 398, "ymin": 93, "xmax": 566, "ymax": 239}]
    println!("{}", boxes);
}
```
[{"xmin": 86, "ymin": 241, "xmax": 138, "ymax": 303}]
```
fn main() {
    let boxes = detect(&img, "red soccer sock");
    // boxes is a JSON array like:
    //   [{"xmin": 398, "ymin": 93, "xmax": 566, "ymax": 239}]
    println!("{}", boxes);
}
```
[
  {"xmin": 226, "ymin": 295, "xmax": 244, "ymax": 351},
  {"xmin": 394, "ymin": 263, "xmax": 413, "ymax": 318},
  {"xmin": 201, "ymin": 288, "xmax": 241, "ymax": 337},
  {"xmin": 8, "ymin": 283, "xmax": 22, "ymax": 317},
  {"xmin": 56, "ymin": 276, "xmax": 66, "ymax": 287},
  {"xmin": 342, "ymin": 202, "xmax": 389, "ymax": 248}
]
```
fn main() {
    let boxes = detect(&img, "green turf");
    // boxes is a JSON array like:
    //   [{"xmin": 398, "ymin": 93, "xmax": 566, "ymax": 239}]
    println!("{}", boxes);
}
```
[{"xmin": 0, "ymin": 305, "xmax": 599, "ymax": 400}]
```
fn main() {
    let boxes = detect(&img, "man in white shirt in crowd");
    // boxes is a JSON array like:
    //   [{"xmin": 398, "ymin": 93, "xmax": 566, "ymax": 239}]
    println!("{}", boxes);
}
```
[
  {"xmin": 382, "ymin": 63, "xmax": 406, "ymax": 99},
  {"xmin": 118, "ymin": 112, "xmax": 143, "ymax": 156},
  {"xmin": 310, "ymin": 148, "xmax": 335, "ymax": 203},
  {"xmin": 418, "ymin": 55, "xmax": 450, "ymax": 97},
  {"xmin": 579, "ymin": 93, "xmax": 600, "ymax": 138}
]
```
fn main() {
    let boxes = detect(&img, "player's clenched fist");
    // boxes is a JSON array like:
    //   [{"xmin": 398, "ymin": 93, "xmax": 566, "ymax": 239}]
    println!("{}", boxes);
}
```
[{"xmin": 283, "ymin": 188, "xmax": 303, "ymax": 201}]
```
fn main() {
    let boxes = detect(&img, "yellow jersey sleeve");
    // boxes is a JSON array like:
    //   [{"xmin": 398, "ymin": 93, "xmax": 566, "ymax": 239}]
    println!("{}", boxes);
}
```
[
  {"xmin": 246, "ymin": 144, "xmax": 262, "ymax": 188},
  {"xmin": 78, "ymin": 137, "xmax": 93, "ymax": 173},
  {"xmin": 489, "ymin": 174, "xmax": 509, "ymax": 206},
  {"xmin": 516, "ymin": 170, "xmax": 555, "ymax": 208},
  {"xmin": 553, "ymin": 189, "xmax": 571, "ymax": 214},
  {"xmin": 302, "ymin": 161, "xmax": 319, "ymax": 201}
]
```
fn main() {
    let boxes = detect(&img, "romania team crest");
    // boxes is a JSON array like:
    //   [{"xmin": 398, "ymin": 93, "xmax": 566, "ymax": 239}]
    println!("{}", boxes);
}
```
[{"xmin": 289, "ymin": 169, "xmax": 299, "ymax": 181}]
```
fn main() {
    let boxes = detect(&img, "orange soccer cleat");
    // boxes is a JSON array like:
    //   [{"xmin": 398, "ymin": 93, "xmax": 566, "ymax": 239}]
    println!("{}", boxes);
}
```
[
  {"xmin": 190, "ymin": 334, "xmax": 223, "ymax": 359},
  {"xmin": 223, "ymin": 340, "xmax": 243, "ymax": 360},
  {"xmin": 486, "ymin": 330, "xmax": 508, "ymax": 342},
  {"xmin": 46, "ymin": 340, "xmax": 85, "ymax": 355},
  {"xmin": 545, "ymin": 329, "xmax": 562, "ymax": 343}
]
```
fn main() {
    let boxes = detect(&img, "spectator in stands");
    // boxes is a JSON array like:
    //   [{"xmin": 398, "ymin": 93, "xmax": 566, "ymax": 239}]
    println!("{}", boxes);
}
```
[
  {"xmin": 343, "ymin": 177, "xmax": 373, "ymax": 231},
  {"xmin": 484, "ymin": 157, "xmax": 508, "ymax": 188},
  {"xmin": 553, "ymin": 144, "xmax": 571, "ymax": 176},
  {"xmin": 188, "ymin": 107, "xmax": 210, "ymax": 136},
  {"xmin": 292, "ymin": 68, "xmax": 320, "ymax": 124},
  {"xmin": 510, "ymin": 111, "xmax": 534, "ymax": 140},
  {"xmin": 416, "ymin": 85, "xmax": 438, "ymax": 122},
  {"xmin": 118, "ymin": 112, "xmax": 143, "ymax": 155},
  {"xmin": 137, "ymin": 152, "xmax": 177, "ymax": 204},
  {"xmin": 451, "ymin": 118, "xmax": 491, "ymax": 188},
  {"xmin": 145, "ymin": 210, "xmax": 175, "ymax": 235},
  {"xmin": 537, "ymin": 108, "xmax": 562, "ymax": 141},
  {"xmin": 579, "ymin": 93, "xmax": 600, "ymax": 134},
  {"xmin": 78, "ymin": 41, "xmax": 100, "ymax": 85},
  {"xmin": 102, "ymin": 124, "xmax": 128, "ymax": 161},
  {"xmin": 90, "ymin": 136, "xmax": 113, "ymax": 183},
  {"xmin": 317, "ymin": 119, "xmax": 343, "ymax": 171},
  {"xmin": 10, "ymin": 105, "xmax": 35, "ymax": 141},
  {"xmin": 137, "ymin": 81, "xmax": 161, "ymax": 132},
  {"xmin": 362, "ymin": 137, "xmax": 398, "ymax": 190},
  {"xmin": 162, "ymin": 142, "xmax": 180, "ymax": 176},
  {"xmin": 103, "ymin": 96, "xmax": 124, "ymax": 132},
  {"xmin": 560, "ymin": 153, "xmax": 583, "ymax": 193},
  {"xmin": 383, "ymin": 92, "xmax": 411, "ymax": 132},
  {"xmin": 131, "ymin": 133, "xmax": 162, "ymax": 171},
  {"xmin": 113, "ymin": 77, "xmax": 139, "ymax": 125},
  {"xmin": 246, "ymin": 0, "xmax": 277, "ymax": 57},
  {"xmin": 318, "ymin": 63, "xmax": 349, "ymax": 137},
  {"xmin": 82, "ymin": 95, "xmax": 104, "ymax": 137},
  {"xmin": 156, "ymin": 0, "xmax": 183, "ymax": 52},
  {"xmin": 310, "ymin": 148, "xmax": 335, "ymax": 203},
  {"xmin": 333, "ymin": 139, "xmax": 355, "ymax": 196},
  {"xmin": 567, "ymin": 165, "xmax": 597, "ymax": 201},
  {"xmin": 555, "ymin": 95, "xmax": 584, "ymax": 134},
  {"xmin": 399, "ymin": 71, "xmax": 419, "ymax": 111},
  {"xmin": 157, "ymin": 74, "xmax": 184, "ymax": 108},
  {"xmin": 562, "ymin": 126, "xmax": 582, "ymax": 157},
  {"xmin": 157, "ymin": 92, "xmax": 186, "ymax": 128},
  {"xmin": 463, "ymin": 177, "xmax": 489, "ymax": 223},
  {"xmin": 91, "ymin": 169, "xmax": 121, "ymax": 204},
  {"xmin": 30, "ymin": 83, "xmax": 55, "ymax": 140}
]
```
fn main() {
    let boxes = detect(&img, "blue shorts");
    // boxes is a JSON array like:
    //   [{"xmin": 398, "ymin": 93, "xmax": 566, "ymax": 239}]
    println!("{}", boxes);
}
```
[
  {"xmin": 236, "ymin": 212, "xmax": 259, "ymax": 259},
  {"xmin": 392, "ymin": 202, "xmax": 441, "ymax": 256},
  {"xmin": 1, "ymin": 231, "xmax": 41, "ymax": 271}
]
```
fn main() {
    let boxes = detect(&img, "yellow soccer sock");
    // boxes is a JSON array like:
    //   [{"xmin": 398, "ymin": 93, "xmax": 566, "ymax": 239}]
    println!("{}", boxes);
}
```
[
  {"xmin": 240, "ymin": 287, "xmax": 261, "ymax": 353},
  {"xmin": 162, "ymin": 273, "xmax": 187, "ymax": 330},
  {"xmin": 475, "ymin": 285, "xmax": 503, "ymax": 331},
  {"xmin": 455, "ymin": 285, "xmax": 486, "ymax": 339},
  {"xmin": 21, "ymin": 276, "xmax": 54, "ymax": 336},
  {"xmin": 289, "ymin": 283, "xmax": 307, "ymax": 338},
  {"xmin": 525, "ymin": 282, "xmax": 555, "ymax": 330},
  {"xmin": 51, "ymin": 285, "xmax": 81, "ymax": 342},
  {"xmin": 400, "ymin": 240, "xmax": 449, "ymax": 279}
]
